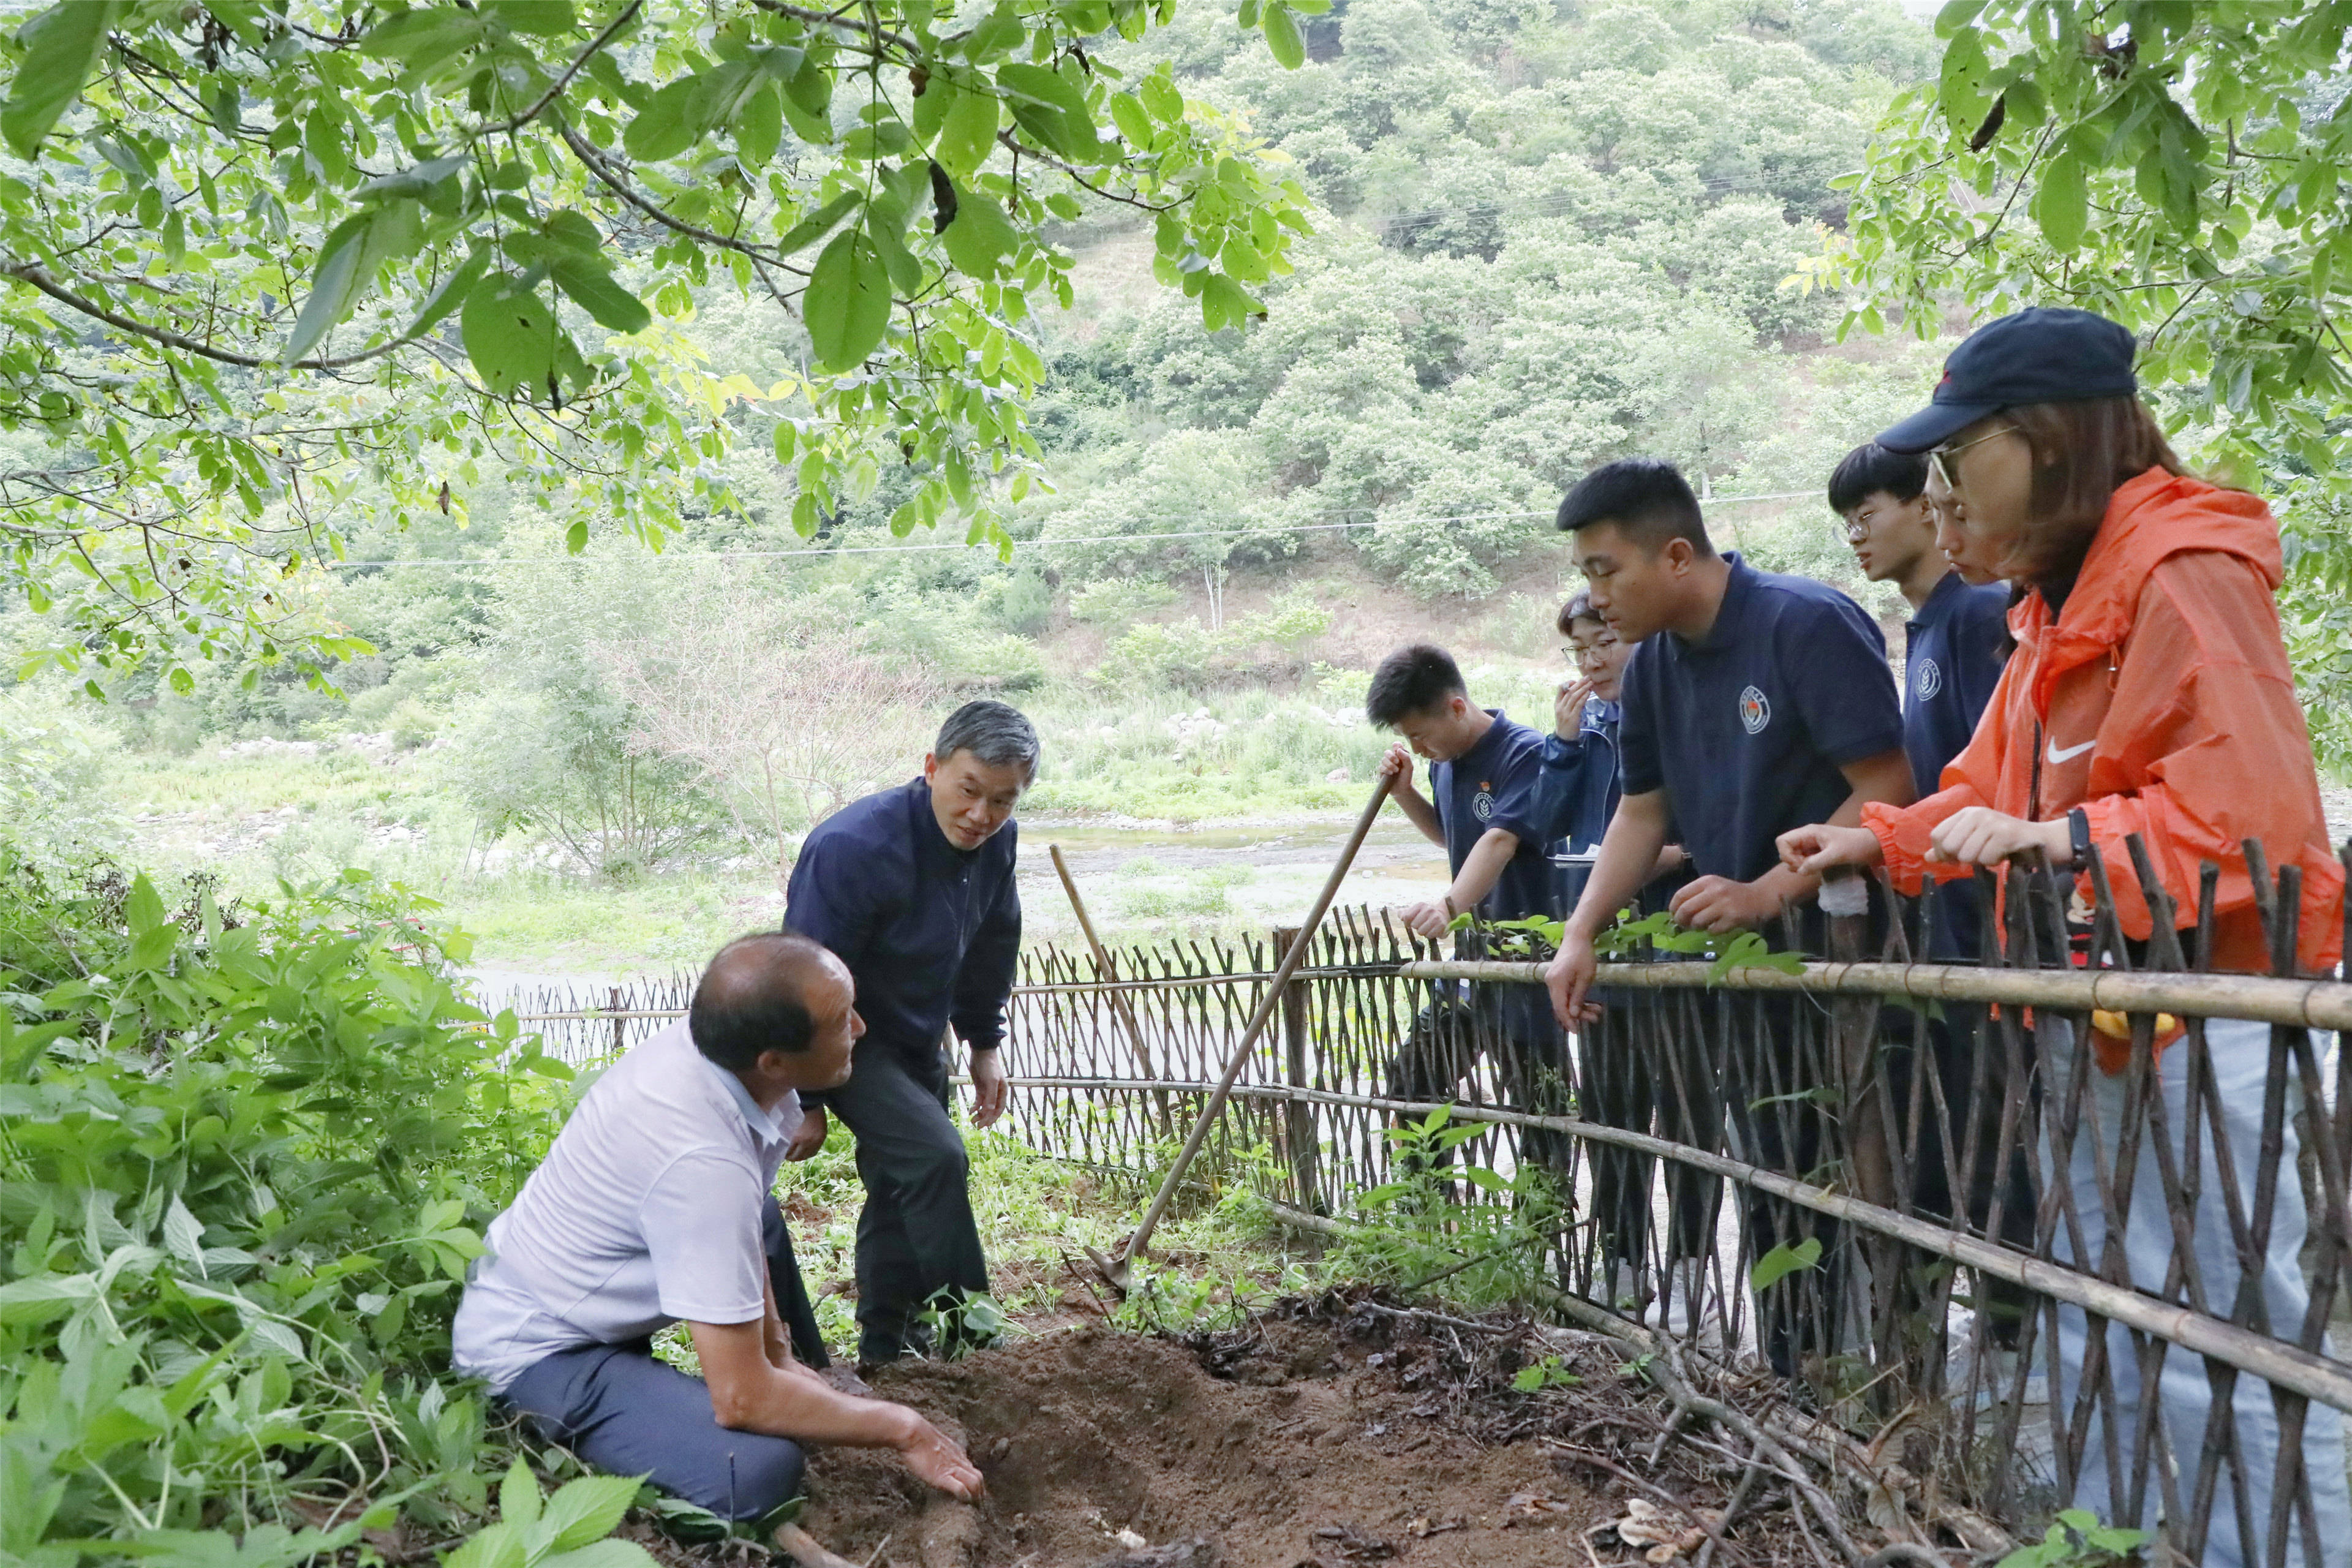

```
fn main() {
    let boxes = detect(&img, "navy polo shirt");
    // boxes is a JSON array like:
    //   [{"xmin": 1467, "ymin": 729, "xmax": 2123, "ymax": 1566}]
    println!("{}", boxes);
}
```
[
  {"xmin": 1430, "ymin": 709, "xmax": 1551, "ymax": 922},
  {"xmin": 1619, "ymin": 554, "xmax": 1904, "ymax": 888},
  {"xmin": 1538, "ymin": 698, "xmax": 1623, "ymax": 856},
  {"xmin": 1902, "ymin": 571, "xmax": 2010, "ymax": 957},
  {"xmin": 783, "ymin": 778, "xmax": 1021, "ymax": 1104}
]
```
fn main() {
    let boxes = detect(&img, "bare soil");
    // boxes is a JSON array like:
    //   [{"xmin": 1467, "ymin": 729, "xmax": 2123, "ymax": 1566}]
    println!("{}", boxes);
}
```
[{"xmin": 797, "ymin": 1294, "xmax": 1815, "ymax": 1568}]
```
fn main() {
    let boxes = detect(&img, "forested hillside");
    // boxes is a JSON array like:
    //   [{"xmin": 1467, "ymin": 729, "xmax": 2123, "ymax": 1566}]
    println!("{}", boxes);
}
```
[{"xmin": 10, "ymin": 1, "xmax": 1963, "ymax": 936}]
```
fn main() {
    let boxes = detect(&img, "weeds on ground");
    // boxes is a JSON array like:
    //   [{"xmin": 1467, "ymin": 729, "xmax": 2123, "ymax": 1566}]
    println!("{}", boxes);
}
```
[{"xmin": 1319, "ymin": 1107, "xmax": 1574, "ymax": 1311}]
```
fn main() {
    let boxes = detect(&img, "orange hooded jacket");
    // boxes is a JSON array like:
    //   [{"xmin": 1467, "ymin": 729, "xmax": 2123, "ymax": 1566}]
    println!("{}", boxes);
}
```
[{"xmin": 1863, "ymin": 467, "xmax": 2342, "ymax": 981}]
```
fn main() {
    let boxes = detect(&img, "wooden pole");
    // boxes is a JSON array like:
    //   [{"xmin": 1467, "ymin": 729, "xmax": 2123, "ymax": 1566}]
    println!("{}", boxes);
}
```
[
  {"xmin": 1396, "ymin": 958, "xmax": 2352, "ymax": 1032},
  {"xmin": 1047, "ymin": 842, "xmax": 1170, "ymax": 1136},
  {"xmin": 1091, "ymin": 774, "xmax": 1392, "ymax": 1287},
  {"xmin": 1273, "ymin": 925, "xmax": 1321, "ymax": 1213}
]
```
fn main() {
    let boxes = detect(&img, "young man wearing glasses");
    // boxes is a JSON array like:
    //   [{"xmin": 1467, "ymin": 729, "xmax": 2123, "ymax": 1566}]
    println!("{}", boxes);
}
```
[{"xmin": 1828, "ymin": 442, "xmax": 2010, "ymax": 957}]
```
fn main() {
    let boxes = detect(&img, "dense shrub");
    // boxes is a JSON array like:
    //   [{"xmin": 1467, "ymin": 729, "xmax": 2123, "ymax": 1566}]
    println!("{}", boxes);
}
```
[{"xmin": 0, "ymin": 856, "xmax": 576, "ymax": 1561}]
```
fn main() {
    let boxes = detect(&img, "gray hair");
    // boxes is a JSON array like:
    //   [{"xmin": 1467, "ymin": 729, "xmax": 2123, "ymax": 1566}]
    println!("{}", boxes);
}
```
[{"xmin": 934, "ymin": 699, "xmax": 1040, "ymax": 777}]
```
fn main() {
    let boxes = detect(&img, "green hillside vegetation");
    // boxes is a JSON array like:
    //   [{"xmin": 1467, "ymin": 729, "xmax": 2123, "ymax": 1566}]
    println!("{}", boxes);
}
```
[{"xmin": 1, "ymin": 0, "xmax": 1967, "ymax": 968}]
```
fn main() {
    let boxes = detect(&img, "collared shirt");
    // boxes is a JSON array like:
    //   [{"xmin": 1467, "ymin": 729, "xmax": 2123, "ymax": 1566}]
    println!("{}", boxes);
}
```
[
  {"xmin": 783, "ymin": 778, "xmax": 1020, "ymax": 1091},
  {"xmin": 1902, "ymin": 572, "xmax": 2010, "ymax": 957},
  {"xmin": 451, "ymin": 1019, "xmax": 803, "ymax": 1392},
  {"xmin": 1430, "ymin": 709, "xmax": 1551, "ymax": 922},
  {"xmin": 1619, "ymin": 552, "xmax": 1904, "ymax": 890}
]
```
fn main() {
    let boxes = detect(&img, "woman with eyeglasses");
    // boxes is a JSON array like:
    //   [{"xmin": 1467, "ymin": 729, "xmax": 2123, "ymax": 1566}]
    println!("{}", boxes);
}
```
[{"xmin": 1777, "ymin": 306, "xmax": 2346, "ymax": 1566}]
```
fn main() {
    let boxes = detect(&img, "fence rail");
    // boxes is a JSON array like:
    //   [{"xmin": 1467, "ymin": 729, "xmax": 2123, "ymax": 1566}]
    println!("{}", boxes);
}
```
[{"xmin": 508, "ymin": 840, "xmax": 2352, "ymax": 1566}]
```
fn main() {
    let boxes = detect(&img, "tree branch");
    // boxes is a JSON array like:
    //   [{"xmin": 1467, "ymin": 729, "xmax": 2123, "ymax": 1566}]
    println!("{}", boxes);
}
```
[
  {"xmin": 2, "ymin": 262, "xmax": 419, "ymax": 372},
  {"xmin": 558, "ymin": 124, "xmax": 811, "ymax": 276},
  {"xmin": 474, "ymin": 0, "xmax": 644, "ymax": 138}
]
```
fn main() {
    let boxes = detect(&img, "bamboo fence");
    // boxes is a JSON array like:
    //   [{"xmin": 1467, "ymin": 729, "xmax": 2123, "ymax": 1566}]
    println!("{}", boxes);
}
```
[{"xmin": 510, "ymin": 835, "xmax": 2352, "ymax": 1565}]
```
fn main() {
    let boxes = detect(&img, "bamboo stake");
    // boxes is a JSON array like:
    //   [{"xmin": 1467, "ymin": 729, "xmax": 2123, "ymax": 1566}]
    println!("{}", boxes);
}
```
[
  {"xmin": 1090, "ymin": 774, "xmax": 1392, "ymax": 1287},
  {"xmin": 1396, "ymin": 957, "xmax": 2352, "ymax": 1031},
  {"xmin": 1047, "ymin": 842, "xmax": 1171, "ymax": 1135}
]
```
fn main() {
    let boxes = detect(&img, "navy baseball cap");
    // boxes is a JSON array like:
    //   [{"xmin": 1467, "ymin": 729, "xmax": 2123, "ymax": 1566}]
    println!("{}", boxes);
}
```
[{"xmin": 1876, "ymin": 307, "xmax": 2139, "ymax": 454}]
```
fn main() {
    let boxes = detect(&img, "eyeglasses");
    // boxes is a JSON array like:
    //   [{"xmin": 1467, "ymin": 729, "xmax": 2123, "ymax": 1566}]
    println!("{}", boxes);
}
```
[
  {"xmin": 1837, "ymin": 510, "xmax": 1874, "ymax": 545},
  {"xmin": 1928, "ymin": 425, "xmax": 2019, "ymax": 496},
  {"xmin": 1561, "ymin": 641, "xmax": 1614, "ymax": 667}
]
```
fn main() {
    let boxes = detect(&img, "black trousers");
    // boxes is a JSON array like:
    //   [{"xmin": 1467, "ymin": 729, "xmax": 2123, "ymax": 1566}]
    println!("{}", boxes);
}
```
[
  {"xmin": 1581, "ymin": 986, "xmax": 1721, "ymax": 1267},
  {"xmin": 822, "ymin": 1039, "xmax": 991, "ymax": 1363},
  {"xmin": 500, "ymin": 1197, "xmax": 825, "ymax": 1520}
]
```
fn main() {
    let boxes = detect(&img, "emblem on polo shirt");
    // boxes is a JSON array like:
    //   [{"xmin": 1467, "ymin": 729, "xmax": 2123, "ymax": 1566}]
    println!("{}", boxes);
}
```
[
  {"xmin": 1915, "ymin": 657, "xmax": 1942, "ymax": 701},
  {"xmin": 1473, "ymin": 785, "xmax": 1495, "ymax": 822},
  {"xmin": 1738, "ymin": 685, "xmax": 1770, "ymax": 735}
]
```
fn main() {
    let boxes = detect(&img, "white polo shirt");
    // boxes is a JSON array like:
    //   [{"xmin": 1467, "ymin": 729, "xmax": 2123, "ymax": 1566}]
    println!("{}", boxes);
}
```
[{"xmin": 453, "ymin": 1018, "xmax": 804, "ymax": 1392}]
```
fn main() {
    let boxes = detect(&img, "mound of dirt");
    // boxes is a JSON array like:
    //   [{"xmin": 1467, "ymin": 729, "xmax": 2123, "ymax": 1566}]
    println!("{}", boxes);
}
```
[{"xmin": 799, "ymin": 1296, "xmax": 1771, "ymax": 1568}]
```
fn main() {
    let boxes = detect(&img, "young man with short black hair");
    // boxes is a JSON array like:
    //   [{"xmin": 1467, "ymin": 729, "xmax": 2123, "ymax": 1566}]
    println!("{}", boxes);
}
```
[
  {"xmin": 1366, "ymin": 644, "xmax": 1566, "ymax": 1173},
  {"xmin": 1544, "ymin": 457, "xmax": 1915, "ymax": 1374},
  {"xmin": 1830, "ymin": 440, "xmax": 2030, "ymax": 1348},
  {"xmin": 1829, "ymin": 440, "xmax": 2010, "ymax": 956}
]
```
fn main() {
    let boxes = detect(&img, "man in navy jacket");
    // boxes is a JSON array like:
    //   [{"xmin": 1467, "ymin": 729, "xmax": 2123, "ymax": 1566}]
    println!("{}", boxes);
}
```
[{"xmin": 784, "ymin": 701, "xmax": 1033, "ymax": 1366}]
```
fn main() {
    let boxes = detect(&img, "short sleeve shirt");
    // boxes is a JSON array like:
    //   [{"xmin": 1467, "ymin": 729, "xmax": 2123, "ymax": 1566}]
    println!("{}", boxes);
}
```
[
  {"xmin": 450, "ymin": 1019, "xmax": 802, "ymax": 1392},
  {"xmin": 1430, "ymin": 709, "xmax": 1552, "ymax": 922},
  {"xmin": 1618, "ymin": 554, "xmax": 1904, "ymax": 886}
]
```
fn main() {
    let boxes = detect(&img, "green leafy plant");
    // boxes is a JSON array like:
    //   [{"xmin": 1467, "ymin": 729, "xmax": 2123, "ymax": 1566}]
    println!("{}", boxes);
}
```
[
  {"xmin": 1509, "ymin": 1355, "xmax": 1581, "ymax": 1394},
  {"xmin": 1996, "ymin": 1509, "xmax": 2150, "ymax": 1568},
  {"xmin": 1748, "ymin": 1237, "xmax": 1825, "ymax": 1293},
  {"xmin": 443, "ymin": 1461, "xmax": 661, "ymax": 1568},
  {"xmin": 913, "ymin": 1289, "xmax": 1008, "ymax": 1362},
  {"xmin": 0, "ymin": 851, "xmax": 576, "ymax": 1560}
]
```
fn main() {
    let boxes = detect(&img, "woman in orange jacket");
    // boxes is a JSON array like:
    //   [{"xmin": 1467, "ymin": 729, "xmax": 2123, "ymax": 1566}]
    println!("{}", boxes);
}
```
[{"xmin": 1779, "ymin": 307, "xmax": 2345, "ymax": 1567}]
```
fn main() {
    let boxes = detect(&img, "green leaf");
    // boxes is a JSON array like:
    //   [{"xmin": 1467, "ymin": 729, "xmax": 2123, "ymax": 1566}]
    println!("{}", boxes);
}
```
[
  {"xmin": 404, "ymin": 244, "xmax": 495, "ymax": 340},
  {"xmin": 1748, "ymin": 1237, "xmax": 1823, "ymax": 1292},
  {"xmin": 1107, "ymin": 91, "xmax": 1153, "ymax": 149},
  {"xmin": 460, "ymin": 273, "xmax": 561, "ymax": 397},
  {"xmin": 446, "ymin": 1522, "xmax": 526, "ymax": 1568},
  {"xmin": 499, "ymin": 1460, "xmax": 541, "ymax": 1531},
  {"xmin": 942, "ymin": 187, "xmax": 1015, "ymax": 279},
  {"xmin": 776, "ymin": 191, "xmax": 862, "ymax": 255},
  {"xmin": 622, "ymin": 78, "xmax": 698, "ymax": 162},
  {"xmin": 539, "ymin": 1540, "xmax": 661, "ymax": 1568},
  {"xmin": 1139, "ymin": 74, "xmax": 1183, "ymax": 124},
  {"xmin": 125, "ymin": 873, "xmax": 167, "ymax": 935},
  {"xmin": 736, "ymin": 82, "xmax": 782, "ymax": 168},
  {"xmin": 549, "ymin": 259, "xmax": 650, "ymax": 334},
  {"xmin": 804, "ymin": 230, "xmax": 892, "ymax": 374},
  {"xmin": 932, "ymin": 80, "xmax": 1001, "ymax": 181},
  {"xmin": 484, "ymin": 0, "xmax": 576, "ymax": 34},
  {"xmin": 279, "ymin": 217, "xmax": 370, "ymax": 368},
  {"xmin": 1262, "ymin": 3, "xmax": 1306, "ymax": 69},
  {"xmin": 1, "ymin": 1, "xmax": 122, "ymax": 159},
  {"xmin": 537, "ymin": 1474, "xmax": 642, "ymax": 1553},
  {"xmin": 996, "ymin": 62, "xmax": 1098, "ymax": 162},
  {"xmin": 2032, "ymin": 147, "xmax": 2087, "ymax": 254}
]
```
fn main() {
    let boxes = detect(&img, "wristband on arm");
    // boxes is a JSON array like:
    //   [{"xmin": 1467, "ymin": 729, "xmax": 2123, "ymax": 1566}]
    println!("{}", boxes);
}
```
[{"xmin": 2067, "ymin": 807, "xmax": 2091, "ymax": 869}]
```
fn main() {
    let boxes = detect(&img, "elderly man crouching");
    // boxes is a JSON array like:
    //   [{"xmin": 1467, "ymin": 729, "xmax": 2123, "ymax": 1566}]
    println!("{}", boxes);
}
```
[{"xmin": 452, "ymin": 933, "xmax": 982, "ymax": 1518}]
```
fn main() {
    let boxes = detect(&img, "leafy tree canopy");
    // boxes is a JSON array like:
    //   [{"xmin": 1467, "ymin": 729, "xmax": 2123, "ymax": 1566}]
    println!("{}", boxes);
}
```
[
  {"xmin": 0, "ymin": 0, "xmax": 1315, "ymax": 694},
  {"xmin": 1836, "ymin": 0, "xmax": 2352, "ymax": 753}
]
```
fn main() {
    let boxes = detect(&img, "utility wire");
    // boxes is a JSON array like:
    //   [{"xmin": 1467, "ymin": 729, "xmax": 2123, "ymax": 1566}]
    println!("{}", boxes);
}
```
[{"xmin": 320, "ymin": 489, "xmax": 1821, "ymax": 570}]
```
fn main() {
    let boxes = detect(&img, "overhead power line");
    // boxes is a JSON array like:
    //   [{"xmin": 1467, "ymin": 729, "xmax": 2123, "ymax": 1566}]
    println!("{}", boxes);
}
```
[{"xmin": 321, "ymin": 489, "xmax": 1822, "ymax": 571}]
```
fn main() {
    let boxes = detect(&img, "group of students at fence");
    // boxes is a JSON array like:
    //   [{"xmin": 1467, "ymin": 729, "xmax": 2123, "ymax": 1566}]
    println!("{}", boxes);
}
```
[{"xmin": 1365, "ymin": 307, "xmax": 2347, "ymax": 1566}]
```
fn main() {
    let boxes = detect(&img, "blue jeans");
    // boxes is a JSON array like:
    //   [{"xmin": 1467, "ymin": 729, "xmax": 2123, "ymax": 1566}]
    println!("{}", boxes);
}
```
[{"xmin": 2045, "ymin": 1016, "xmax": 2349, "ymax": 1567}]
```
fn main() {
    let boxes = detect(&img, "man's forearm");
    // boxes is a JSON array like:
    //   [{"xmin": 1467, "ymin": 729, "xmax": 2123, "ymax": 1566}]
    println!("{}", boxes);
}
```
[
  {"xmin": 1393, "ymin": 785, "xmax": 1443, "ymax": 844},
  {"xmin": 1446, "ymin": 829, "xmax": 1518, "ymax": 915},
  {"xmin": 1566, "ymin": 799, "xmax": 1670, "ymax": 940}
]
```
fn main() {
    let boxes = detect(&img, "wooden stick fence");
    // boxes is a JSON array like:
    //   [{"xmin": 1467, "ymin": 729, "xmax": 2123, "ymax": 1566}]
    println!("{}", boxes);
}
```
[{"xmin": 507, "ymin": 838, "xmax": 2352, "ymax": 1562}]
